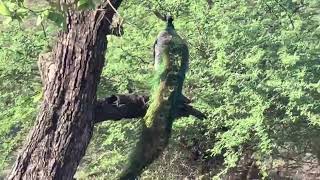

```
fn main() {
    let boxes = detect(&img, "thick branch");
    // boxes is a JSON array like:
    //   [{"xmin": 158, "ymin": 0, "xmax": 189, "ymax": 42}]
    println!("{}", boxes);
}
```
[
  {"xmin": 37, "ymin": 53, "xmax": 204, "ymax": 123},
  {"xmin": 153, "ymin": 11, "xmax": 166, "ymax": 21},
  {"xmin": 94, "ymin": 94, "xmax": 206, "ymax": 123}
]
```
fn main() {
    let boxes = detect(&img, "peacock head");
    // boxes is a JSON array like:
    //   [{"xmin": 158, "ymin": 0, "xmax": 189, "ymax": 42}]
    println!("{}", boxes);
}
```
[
  {"xmin": 165, "ymin": 15, "xmax": 175, "ymax": 30},
  {"xmin": 166, "ymin": 15, "xmax": 174, "ymax": 24}
]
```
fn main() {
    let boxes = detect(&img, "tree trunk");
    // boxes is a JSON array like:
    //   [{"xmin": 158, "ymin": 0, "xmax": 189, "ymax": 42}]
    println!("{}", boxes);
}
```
[{"xmin": 8, "ymin": 1, "xmax": 122, "ymax": 179}]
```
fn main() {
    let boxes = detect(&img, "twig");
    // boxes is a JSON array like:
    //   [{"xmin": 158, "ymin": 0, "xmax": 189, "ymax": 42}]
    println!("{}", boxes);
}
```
[{"xmin": 274, "ymin": 0, "xmax": 295, "ymax": 29}]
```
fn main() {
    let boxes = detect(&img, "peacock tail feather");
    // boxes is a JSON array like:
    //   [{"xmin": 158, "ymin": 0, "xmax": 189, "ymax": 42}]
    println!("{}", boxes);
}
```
[{"xmin": 120, "ymin": 16, "xmax": 189, "ymax": 180}]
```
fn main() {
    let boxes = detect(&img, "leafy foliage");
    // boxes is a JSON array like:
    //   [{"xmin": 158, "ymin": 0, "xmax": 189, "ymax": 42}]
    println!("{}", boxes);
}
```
[
  {"xmin": 1, "ymin": 0, "xmax": 320, "ymax": 179},
  {"xmin": 0, "ymin": 23, "xmax": 46, "ymax": 171}
]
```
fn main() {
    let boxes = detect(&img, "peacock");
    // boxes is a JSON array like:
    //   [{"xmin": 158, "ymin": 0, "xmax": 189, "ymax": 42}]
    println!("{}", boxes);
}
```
[{"xmin": 120, "ymin": 15, "xmax": 189, "ymax": 180}]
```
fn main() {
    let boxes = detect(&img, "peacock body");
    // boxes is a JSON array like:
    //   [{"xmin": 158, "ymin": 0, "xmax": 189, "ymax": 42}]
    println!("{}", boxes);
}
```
[{"xmin": 120, "ymin": 16, "xmax": 189, "ymax": 180}]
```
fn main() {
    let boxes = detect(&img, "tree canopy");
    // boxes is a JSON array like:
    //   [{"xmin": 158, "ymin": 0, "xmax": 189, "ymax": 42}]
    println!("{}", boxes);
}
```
[{"xmin": 1, "ymin": 0, "xmax": 320, "ymax": 179}]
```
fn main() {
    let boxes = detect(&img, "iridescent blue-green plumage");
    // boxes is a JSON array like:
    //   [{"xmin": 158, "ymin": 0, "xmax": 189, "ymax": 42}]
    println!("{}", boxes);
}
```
[
  {"xmin": 120, "ymin": 16, "xmax": 189, "ymax": 180},
  {"xmin": 154, "ymin": 16, "xmax": 189, "ymax": 73}
]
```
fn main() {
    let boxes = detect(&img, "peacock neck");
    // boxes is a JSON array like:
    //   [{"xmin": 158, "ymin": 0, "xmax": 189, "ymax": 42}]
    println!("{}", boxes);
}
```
[
  {"xmin": 166, "ymin": 26, "xmax": 176, "ymax": 36},
  {"xmin": 166, "ymin": 22, "xmax": 175, "ymax": 31}
]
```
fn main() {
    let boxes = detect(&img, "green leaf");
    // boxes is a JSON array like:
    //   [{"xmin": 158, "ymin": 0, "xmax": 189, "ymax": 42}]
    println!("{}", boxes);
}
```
[
  {"xmin": 77, "ymin": 0, "xmax": 89, "ymax": 7},
  {"xmin": 77, "ymin": 0, "xmax": 94, "ymax": 10},
  {"xmin": 36, "ymin": 10, "xmax": 49, "ymax": 26},
  {"xmin": 3, "ymin": 16, "xmax": 12, "ymax": 24},
  {"xmin": 0, "ymin": 0, "xmax": 11, "ymax": 16},
  {"xmin": 36, "ymin": 15, "xmax": 43, "ymax": 26},
  {"xmin": 47, "ymin": 11, "xmax": 65, "ymax": 27}
]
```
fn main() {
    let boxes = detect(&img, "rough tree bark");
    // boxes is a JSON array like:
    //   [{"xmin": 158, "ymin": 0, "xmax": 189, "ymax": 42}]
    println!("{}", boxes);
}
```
[
  {"xmin": 8, "ymin": 0, "xmax": 123, "ymax": 179},
  {"xmin": 8, "ymin": 1, "xmax": 206, "ymax": 179}
]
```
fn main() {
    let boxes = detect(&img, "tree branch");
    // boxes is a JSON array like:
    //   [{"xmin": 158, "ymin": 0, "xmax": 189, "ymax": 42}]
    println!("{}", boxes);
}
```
[
  {"xmin": 109, "ymin": 24, "xmax": 124, "ymax": 36},
  {"xmin": 94, "ymin": 94, "xmax": 206, "ymax": 123}
]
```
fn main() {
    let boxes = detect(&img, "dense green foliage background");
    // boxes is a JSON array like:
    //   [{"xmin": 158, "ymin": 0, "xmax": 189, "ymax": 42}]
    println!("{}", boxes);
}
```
[{"xmin": 1, "ymin": 0, "xmax": 320, "ymax": 179}]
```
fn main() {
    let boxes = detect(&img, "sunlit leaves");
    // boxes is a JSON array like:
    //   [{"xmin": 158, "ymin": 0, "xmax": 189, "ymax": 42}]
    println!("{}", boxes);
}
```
[
  {"xmin": 0, "ymin": 0, "xmax": 11, "ymax": 16},
  {"xmin": 0, "ymin": 23, "xmax": 46, "ymax": 170},
  {"xmin": 0, "ymin": 0, "xmax": 96, "ymax": 28},
  {"xmin": 0, "ymin": 0, "xmax": 320, "ymax": 178}
]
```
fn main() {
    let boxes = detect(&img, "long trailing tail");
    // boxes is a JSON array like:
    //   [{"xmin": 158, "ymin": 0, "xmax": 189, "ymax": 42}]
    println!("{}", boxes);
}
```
[{"xmin": 119, "ymin": 45, "xmax": 187, "ymax": 180}]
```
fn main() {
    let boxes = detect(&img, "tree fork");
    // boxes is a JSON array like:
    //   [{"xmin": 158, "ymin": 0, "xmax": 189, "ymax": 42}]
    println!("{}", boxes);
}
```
[
  {"xmin": 8, "ymin": 0, "xmax": 123, "ymax": 179},
  {"xmin": 95, "ymin": 94, "xmax": 206, "ymax": 123},
  {"xmin": 38, "ymin": 48, "xmax": 205, "ymax": 124}
]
